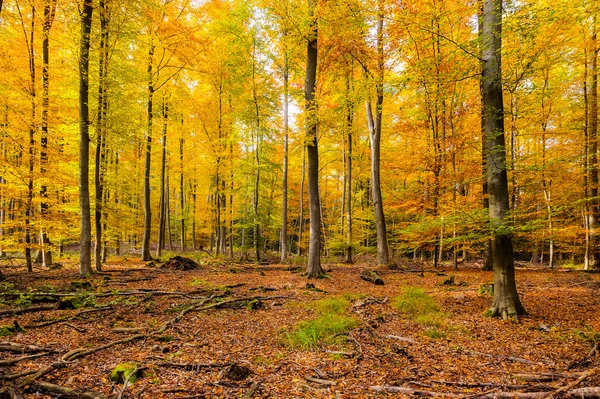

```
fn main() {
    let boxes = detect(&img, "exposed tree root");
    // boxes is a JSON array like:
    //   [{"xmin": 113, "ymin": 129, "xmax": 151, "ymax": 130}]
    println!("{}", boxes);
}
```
[
  {"xmin": 27, "ymin": 381, "xmax": 105, "ymax": 399},
  {"xmin": 0, "ymin": 352, "xmax": 52, "ymax": 367}
]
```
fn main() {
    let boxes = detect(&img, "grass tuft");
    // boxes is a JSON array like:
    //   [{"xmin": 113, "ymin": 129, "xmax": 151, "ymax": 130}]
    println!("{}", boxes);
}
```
[
  {"xmin": 393, "ymin": 287, "xmax": 448, "ymax": 327},
  {"xmin": 286, "ymin": 296, "xmax": 358, "ymax": 349}
]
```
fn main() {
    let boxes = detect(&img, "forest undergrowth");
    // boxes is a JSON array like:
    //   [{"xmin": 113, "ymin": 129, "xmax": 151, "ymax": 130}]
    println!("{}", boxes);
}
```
[{"xmin": 1, "ymin": 255, "xmax": 599, "ymax": 398}]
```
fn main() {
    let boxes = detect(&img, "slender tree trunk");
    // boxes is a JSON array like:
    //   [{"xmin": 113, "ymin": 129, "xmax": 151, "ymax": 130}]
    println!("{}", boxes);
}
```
[
  {"xmin": 156, "ymin": 96, "xmax": 168, "ymax": 258},
  {"xmin": 305, "ymin": 0, "xmax": 322, "ymax": 277},
  {"xmin": 94, "ymin": 0, "xmax": 108, "ymax": 271},
  {"xmin": 589, "ymin": 24, "xmax": 599, "ymax": 268},
  {"xmin": 584, "ymin": 43, "xmax": 591, "ymax": 270},
  {"xmin": 141, "ymin": 44, "xmax": 155, "ymax": 261},
  {"xmin": 79, "ymin": 0, "xmax": 93, "ymax": 276},
  {"xmin": 180, "ymin": 136, "xmax": 185, "ymax": 252},
  {"xmin": 298, "ymin": 146, "xmax": 306, "ymax": 256},
  {"xmin": 482, "ymin": 0, "xmax": 524, "ymax": 318},
  {"xmin": 281, "ymin": 47, "xmax": 289, "ymax": 263},
  {"xmin": 18, "ymin": 4, "xmax": 37, "ymax": 273},
  {"xmin": 39, "ymin": 0, "xmax": 56, "ymax": 267},
  {"xmin": 345, "ymin": 71, "xmax": 353, "ymax": 264},
  {"xmin": 166, "ymin": 175, "xmax": 173, "ymax": 250},
  {"xmin": 365, "ymin": 1, "xmax": 390, "ymax": 266}
]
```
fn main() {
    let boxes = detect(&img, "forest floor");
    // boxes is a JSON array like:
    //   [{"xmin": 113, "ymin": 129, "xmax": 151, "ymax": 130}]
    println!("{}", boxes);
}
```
[{"xmin": 1, "ymin": 255, "xmax": 600, "ymax": 398}]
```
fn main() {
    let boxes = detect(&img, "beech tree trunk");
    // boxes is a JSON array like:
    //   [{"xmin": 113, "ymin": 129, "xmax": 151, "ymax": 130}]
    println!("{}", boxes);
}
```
[
  {"xmin": 365, "ymin": 1, "xmax": 390, "ymax": 266},
  {"xmin": 298, "ymin": 146, "xmax": 306, "ymax": 256},
  {"xmin": 305, "ymin": 0, "xmax": 323, "ymax": 277},
  {"xmin": 345, "ymin": 71, "xmax": 353, "ymax": 264},
  {"xmin": 40, "ymin": 0, "xmax": 56, "ymax": 267},
  {"xmin": 18, "ymin": 3, "xmax": 36, "ymax": 273},
  {"xmin": 156, "ymin": 96, "xmax": 168, "ymax": 258},
  {"xmin": 479, "ymin": 0, "xmax": 493, "ymax": 271},
  {"xmin": 179, "ymin": 136, "xmax": 185, "ymax": 252},
  {"xmin": 141, "ymin": 44, "xmax": 155, "ymax": 262},
  {"xmin": 281, "ymin": 46, "xmax": 289, "ymax": 263},
  {"xmin": 589, "ymin": 24, "xmax": 599, "ymax": 268},
  {"xmin": 79, "ymin": 0, "xmax": 93, "ymax": 276},
  {"xmin": 94, "ymin": 0, "xmax": 108, "ymax": 271},
  {"xmin": 482, "ymin": 0, "xmax": 525, "ymax": 318}
]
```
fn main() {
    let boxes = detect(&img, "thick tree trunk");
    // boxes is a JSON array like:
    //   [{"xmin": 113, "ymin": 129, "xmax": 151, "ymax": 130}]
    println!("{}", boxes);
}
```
[
  {"xmin": 482, "ymin": 0, "xmax": 524, "ymax": 318},
  {"xmin": 79, "ymin": 0, "xmax": 93, "ymax": 276},
  {"xmin": 156, "ymin": 97, "xmax": 168, "ymax": 258},
  {"xmin": 305, "ymin": 0, "xmax": 322, "ymax": 277},
  {"xmin": 479, "ymin": 0, "xmax": 493, "ymax": 272},
  {"xmin": 141, "ymin": 45, "xmax": 155, "ymax": 261}
]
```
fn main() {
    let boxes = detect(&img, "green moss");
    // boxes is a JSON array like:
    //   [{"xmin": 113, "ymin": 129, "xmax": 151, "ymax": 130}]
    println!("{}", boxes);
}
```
[
  {"xmin": 109, "ymin": 363, "xmax": 143, "ymax": 384},
  {"xmin": 0, "ymin": 322, "xmax": 25, "ymax": 337}
]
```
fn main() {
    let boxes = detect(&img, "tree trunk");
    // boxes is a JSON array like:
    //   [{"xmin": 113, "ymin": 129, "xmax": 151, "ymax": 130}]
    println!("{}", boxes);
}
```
[
  {"xmin": 141, "ymin": 44, "xmax": 155, "ymax": 261},
  {"xmin": 180, "ymin": 136, "xmax": 185, "ymax": 252},
  {"xmin": 345, "ymin": 70, "xmax": 353, "ymax": 264},
  {"xmin": 40, "ymin": 0, "xmax": 56, "ymax": 267},
  {"xmin": 156, "ymin": 96, "xmax": 168, "ymax": 258},
  {"xmin": 94, "ymin": 0, "xmax": 108, "ymax": 272},
  {"xmin": 589, "ymin": 23, "xmax": 599, "ymax": 268},
  {"xmin": 298, "ymin": 146, "xmax": 306, "ymax": 256},
  {"xmin": 281, "ymin": 45, "xmax": 289, "ymax": 263},
  {"xmin": 479, "ymin": 0, "xmax": 493, "ymax": 272},
  {"xmin": 19, "ymin": 3, "xmax": 36, "ymax": 273},
  {"xmin": 482, "ymin": 0, "xmax": 525, "ymax": 318},
  {"xmin": 365, "ymin": 1, "xmax": 389, "ymax": 266},
  {"xmin": 305, "ymin": 0, "xmax": 323, "ymax": 277},
  {"xmin": 79, "ymin": 0, "xmax": 93, "ymax": 276}
]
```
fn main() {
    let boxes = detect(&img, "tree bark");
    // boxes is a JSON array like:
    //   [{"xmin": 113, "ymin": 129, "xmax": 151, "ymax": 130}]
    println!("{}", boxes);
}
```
[
  {"xmin": 345, "ymin": 70, "xmax": 354, "ymax": 264},
  {"xmin": 141, "ymin": 44, "xmax": 155, "ymax": 262},
  {"xmin": 482, "ymin": 0, "xmax": 525, "ymax": 318},
  {"xmin": 365, "ymin": 1, "xmax": 390, "ymax": 266},
  {"xmin": 40, "ymin": 0, "xmax": 56, "ymax": 267},
  {"xmin": 589, "ymin": 23, "xmax": 599, "ymax": 268},
  {"xmin": 94, "ymin": 0, "xmax": 108, "ymax": 271},
  {"xmin": 305, "ymin": 0, "xmax": 323, "ymax": 277},
  {"xmin": 156, "ymin": 96, "xmax": 168, "ymax": 258},
  {"xmin": 479, "ymin": 0, "xmax": 493, "ymax": 271},
  {"xmin": 179, "ymin": 136, "xmax": 185, "ymax": 252},
  {"xmin": 281, "ymin": 42, "xmax": 289, "ymax": 263},
  {"xmin": 298, "ymin": 146, "xmax": 306, "ymax": 256},
  {"xmin": 79, "ymin": 0, "xmax": 93, "ymax": 276}
]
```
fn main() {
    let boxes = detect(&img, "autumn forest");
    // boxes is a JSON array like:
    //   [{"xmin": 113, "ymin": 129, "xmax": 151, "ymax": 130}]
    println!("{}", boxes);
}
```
[{"xmin": 2, "ymin": 0, "xmax": 600, "ymax": 397}]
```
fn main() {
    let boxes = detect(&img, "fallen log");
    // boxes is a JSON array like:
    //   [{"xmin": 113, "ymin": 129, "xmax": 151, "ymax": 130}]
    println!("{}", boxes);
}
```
[{"xmin": 360, "ymin": 269, "xmax": 384, "ymax": 285}]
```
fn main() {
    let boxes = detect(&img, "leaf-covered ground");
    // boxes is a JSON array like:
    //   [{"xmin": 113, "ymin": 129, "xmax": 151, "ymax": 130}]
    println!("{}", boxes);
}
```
[{"xmin": 1, "ymin": 257, "xmax": 600, "ymax": 398}]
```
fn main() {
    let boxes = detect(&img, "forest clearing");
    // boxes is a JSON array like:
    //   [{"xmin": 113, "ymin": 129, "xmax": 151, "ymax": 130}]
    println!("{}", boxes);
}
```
[{"xmin": 1, "ymin": 256, "xmax": 600, "ymax": 398}]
